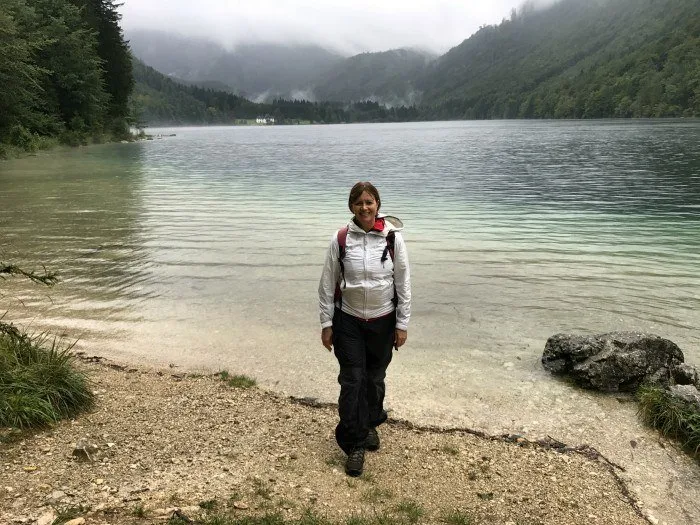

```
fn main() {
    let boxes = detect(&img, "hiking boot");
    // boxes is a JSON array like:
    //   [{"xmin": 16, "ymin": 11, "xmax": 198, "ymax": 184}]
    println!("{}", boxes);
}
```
[
  {"xmin": 345, "ymin": 447, "xmax": 365, "ymax": 477},
  {"xmin": 364, "ymin": 427, "xmax": 380, "ymax": 451}
]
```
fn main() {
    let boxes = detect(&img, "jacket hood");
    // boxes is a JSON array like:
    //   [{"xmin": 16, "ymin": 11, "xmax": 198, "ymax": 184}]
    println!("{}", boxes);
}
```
[{"xmin": 381, "ymin": 214, "xmax": 404, "ymax": 230}]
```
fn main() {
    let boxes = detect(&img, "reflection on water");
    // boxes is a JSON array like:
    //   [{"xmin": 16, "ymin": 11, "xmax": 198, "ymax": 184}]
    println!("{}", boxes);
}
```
[
  {"xmin": 0, "ymin": 144, "xmax": 151, "ymax": 339},
  {"xmin": 1, "ymin": 120, "xmax": 700, "ymax": 391}
]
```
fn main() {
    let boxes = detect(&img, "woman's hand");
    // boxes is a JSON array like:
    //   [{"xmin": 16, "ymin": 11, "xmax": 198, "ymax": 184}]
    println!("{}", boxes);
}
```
[
  {"xmin": 321, "ymin": 327, "xmax": 333, "ymax": 351},
  {"xmin": 394, "ymin": 329, "xmax": 407, "ymax": 350}
]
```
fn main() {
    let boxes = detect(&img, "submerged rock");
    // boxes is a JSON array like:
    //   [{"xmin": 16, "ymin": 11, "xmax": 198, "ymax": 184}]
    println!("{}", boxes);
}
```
[{"xmin": 542, "ymin": 332, "xmax": 684, "ymax": 392}]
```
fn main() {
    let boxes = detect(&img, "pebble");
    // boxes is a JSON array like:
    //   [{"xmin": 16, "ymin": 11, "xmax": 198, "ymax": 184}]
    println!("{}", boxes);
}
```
[
  {"xmin": 49, "ymin": 490, "xmax": 66, "ymax": 501},
  {"xmin": 644, "ymin": 512, "xmax": 659, "ymax": 525},
  {"xmin": 37, "ymin": 511, "xmax": 56, "ymax": 525}
]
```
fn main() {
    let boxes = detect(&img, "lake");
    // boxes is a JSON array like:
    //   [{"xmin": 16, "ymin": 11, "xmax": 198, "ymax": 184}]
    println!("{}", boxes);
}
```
[{"xmin": 1, "ymin": 119, "xmax": 699, "ymax": 424}]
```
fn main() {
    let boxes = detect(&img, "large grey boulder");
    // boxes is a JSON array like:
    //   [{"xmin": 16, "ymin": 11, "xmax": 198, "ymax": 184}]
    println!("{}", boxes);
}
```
[{"xmin": 542, "ymin": 332, "xmax": 684, "ymax": 392}]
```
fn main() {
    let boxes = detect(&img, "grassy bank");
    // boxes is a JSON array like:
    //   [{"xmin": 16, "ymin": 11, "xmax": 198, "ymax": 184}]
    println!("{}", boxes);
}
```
[
  {"xmin": 638, "ymin": 384, "xmax": 700, "ymax": 457},
  {"xmin": 0, "ymin": 128, "xmax": 147, "ymax": 161},
  {"xmin": 0, "ymin": 331, "xmax": 94, "ymax": 430}
]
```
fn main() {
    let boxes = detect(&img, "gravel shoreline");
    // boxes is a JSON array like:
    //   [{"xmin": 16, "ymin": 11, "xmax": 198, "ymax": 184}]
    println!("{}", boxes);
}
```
[{"xmin": 1, "ymin": 359, "xmax": 650, "ymax": 525}]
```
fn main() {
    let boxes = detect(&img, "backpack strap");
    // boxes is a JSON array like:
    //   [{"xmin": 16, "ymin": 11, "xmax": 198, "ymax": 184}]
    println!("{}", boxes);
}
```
[
  {"xmin": 334, "ymin": 226, "xmax": 349, "ymax": 305},
  {"xmin": 380, "ymin": 230, "xmax": 398, "ymax": 307},
  {"xmin": 381, "ymin": 230, "xmax": 395, "ymax": 264}
]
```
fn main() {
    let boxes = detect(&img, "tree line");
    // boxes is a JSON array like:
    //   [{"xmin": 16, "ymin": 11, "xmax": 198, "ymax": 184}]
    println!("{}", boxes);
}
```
[
  {"xmin": 0, "ymin": 0, "xmax": 133, "ymax": 157},
  {"xmin": 131, "ymin": 59, "xmax": 421, "ymax": 126}
]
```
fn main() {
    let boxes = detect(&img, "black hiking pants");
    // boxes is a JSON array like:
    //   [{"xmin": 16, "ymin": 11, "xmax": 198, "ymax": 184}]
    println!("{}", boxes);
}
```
[{"xmin": 332, "ymin": 307, "xmax": 395, "ymax": 454}]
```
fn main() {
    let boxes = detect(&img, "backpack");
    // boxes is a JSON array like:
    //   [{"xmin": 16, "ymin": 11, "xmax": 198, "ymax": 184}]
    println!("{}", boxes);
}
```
[{"xmin": 334, "ymin": 226, "xmax": 396, "ymax": 305}]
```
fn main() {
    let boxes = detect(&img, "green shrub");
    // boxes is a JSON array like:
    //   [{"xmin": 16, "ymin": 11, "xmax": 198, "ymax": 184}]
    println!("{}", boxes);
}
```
[
  {"xmin": 218, "ymin": 370, "xmax": 257, "ymax": 389},
  {"xmin": 0, "ymin": 333, "xmax": 94, "ymax": 429},
  {"xmin": 638, "ymin": 384, "xmax": 700, "ymax": 455},
  {"xmin": 8, "ymin": 125, "xmax": 38, "ymax": 151}
]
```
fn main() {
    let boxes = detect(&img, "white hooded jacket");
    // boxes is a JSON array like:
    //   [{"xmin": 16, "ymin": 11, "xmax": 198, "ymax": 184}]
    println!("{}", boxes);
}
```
[{"xmin": 318, "ymin": 215, "xmax": 411, "ymax": 331}]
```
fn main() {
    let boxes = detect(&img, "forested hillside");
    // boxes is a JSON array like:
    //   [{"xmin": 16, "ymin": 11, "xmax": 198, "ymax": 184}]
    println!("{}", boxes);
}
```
[
  {"xmin": 418, "ymin": 0, "xmax": 700, "ymax": 119},
  {"xmin": 313, "ymin": 48, "xmax": 435, "ymax": 105},
  {"xmin": 131, "ymin": 59, "xmax": 421, "ymax": 126},
  {"xmin": 0, "ymin": 0, "xmax": 133, "ymax": 157}
]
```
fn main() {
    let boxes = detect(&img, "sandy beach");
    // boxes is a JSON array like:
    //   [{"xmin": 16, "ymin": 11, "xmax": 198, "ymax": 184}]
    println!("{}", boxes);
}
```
[{"xmin": 0, "ymin": 358, "xmax": 655, "ymax": 525}]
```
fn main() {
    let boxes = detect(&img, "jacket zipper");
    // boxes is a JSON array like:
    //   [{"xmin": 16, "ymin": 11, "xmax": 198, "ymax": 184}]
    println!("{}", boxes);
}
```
[{"xmin": 363, "ymin": 233, "xmax": 368, "ymax": 319}]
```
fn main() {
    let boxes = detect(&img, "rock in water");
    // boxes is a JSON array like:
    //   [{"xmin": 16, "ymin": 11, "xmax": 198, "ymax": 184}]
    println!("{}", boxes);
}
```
[{"xmin": 542, "ymin": 332, "xmax": 684, "ymax": 392}]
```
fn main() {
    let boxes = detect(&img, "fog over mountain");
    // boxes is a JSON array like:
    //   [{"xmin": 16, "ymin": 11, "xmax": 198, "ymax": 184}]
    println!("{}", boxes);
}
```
[
  {"xmin": 124, "ymin": 1, "xmax": 559, "ymax": 104},
  {"xmin": 129, "ymin": 0, "xmax": 699, "ymax": 123},
  {"xmin": 119, "ymin": 0, "xmax": 559, "ymax": 56},
  {"xmin": 127, "ymin": 30, "xmax": 344, "ymax": 101}
]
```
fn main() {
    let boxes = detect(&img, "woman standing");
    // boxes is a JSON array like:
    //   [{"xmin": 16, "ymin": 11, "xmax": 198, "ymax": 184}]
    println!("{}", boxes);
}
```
[{"xmin": 318, "ymin": 181, "xmax": 411, "ymax": 476}]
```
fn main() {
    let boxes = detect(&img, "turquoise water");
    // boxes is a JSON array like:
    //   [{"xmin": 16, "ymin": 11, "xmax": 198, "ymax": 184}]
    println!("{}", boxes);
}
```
[{"xmin": 1, "ymin": 119, "xmax": 700, "ymax": 424}]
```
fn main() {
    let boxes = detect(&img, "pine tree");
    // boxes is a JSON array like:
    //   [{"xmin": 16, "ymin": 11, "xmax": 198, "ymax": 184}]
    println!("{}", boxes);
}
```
[{"xmin": 69, "ymin": 0, "xmax": 133, "ymax": 132}]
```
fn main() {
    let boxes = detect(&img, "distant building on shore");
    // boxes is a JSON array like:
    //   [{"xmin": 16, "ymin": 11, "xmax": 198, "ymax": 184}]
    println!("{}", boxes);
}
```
[{"xmin": 255, "ymin": 115, "xmax": 275, "ymax": 125}]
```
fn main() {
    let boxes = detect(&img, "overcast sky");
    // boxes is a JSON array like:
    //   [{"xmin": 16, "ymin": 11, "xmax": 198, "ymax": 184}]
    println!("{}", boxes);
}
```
[{"xmin": 119, "ymin": 0, "xmax": 541, "ymax": 55}]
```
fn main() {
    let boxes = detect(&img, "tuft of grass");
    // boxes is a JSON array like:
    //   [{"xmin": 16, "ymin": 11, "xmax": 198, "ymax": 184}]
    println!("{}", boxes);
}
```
[
  {"xmin": 218, "ymin": 370, "xmax": 257, "ymax": 389},
  {"xmin": 360, "ymin": 471, "xmax": 375, "ymax": 483},
  {"xmin": 132, "ymin": 503, "xmax": 146, "ymax": 518},
  {"xmin": 167, "ymin": 514, "xmax": 191, "ymax": 525},
  {"xmin": 325, "ymin": 453, "xmax": 345, "ymax": 467},
  {"xmin": 362, "ymin": 487, "xmax": 393, "ymax": 504},
  {"xmin": 297, "ymin": 510, "xmax": 330, "ymax": 525},
  {"xmin": 372, "ymin": 513, "xmax": 402, "ymax": 525},
  {"xmin": 165, "ymin": 507, "xmax": 473, "ymax": 525},
  {"xmin": 441, "ymin": 510, "xmax": 472, "ymax": 525},
  {"xmin": 52, "ymin": 504, "xmax": 90, "ymax": 524},
  {"xmin": 393, "ymin": 500, "xmax": 424, "ymax": 524},
  {"xmin": 0, "ymin": 332, "xmax": 94, "ymax": 429},
  {"xmin": 440, "ymin": 445, "xmax": 459, "ymax": 456},
  {"xmin": 638, "ymin": 384, "xmax": 700, "ymax": 455},
  {"xmin": 345, "ymin": 516, "xmax": 371, "ymax": 525},
  {"xmin": 277, "ymin": 498, "xmax": 296, "ymax": 509},
  {"xmin": 200, "ymin": 499, "xmax": 219, "ymax": 510},
  {"xmin": 253, "ymin": 478, "xmax": 273, "ymax": 500}
]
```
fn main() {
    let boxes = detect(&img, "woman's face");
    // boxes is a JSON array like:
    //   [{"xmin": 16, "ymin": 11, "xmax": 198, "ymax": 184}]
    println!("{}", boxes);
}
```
[{"xmin": 351, "ymin": 190, "xmax": 378, "ymax": 231}]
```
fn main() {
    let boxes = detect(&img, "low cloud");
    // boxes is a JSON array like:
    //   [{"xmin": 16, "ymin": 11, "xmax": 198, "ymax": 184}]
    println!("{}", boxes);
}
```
[{"xmin": 119, "ymin": 0, "xmax": 526, "ymax": 55}]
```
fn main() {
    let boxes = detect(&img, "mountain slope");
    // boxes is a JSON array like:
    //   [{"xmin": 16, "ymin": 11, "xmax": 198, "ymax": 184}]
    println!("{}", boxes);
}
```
[
  {"xmin": 313, "ymin": 48, "xmax": 435, "ymax": 105},
  {"xmin": 418, "ymin": 0, "xmax": 700, "ymax": 118},
  {"xmin": 126, "ymin": 30, "xmax": 344, "ymax": 101}
]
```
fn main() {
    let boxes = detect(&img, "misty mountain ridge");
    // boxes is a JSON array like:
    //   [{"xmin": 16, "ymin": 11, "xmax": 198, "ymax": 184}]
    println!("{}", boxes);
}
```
[
  {"xmin": 127, "ymin": 29, "xmax": 342, "ymax": 101},
  {"xmin": 314, "ymin": 48, "xmax": 436, "ymax": 107},
  {"xmin": 129, "ymin": 0, "xmax": 699, "ymax": 120},
  {"xmin": 126, "ymin": 29, "xmax": 437, "ymax": 105}
]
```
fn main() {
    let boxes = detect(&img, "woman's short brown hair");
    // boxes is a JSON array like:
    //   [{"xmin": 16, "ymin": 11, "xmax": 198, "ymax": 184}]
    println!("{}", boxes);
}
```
[{"xmin": 348, "ymin": 181, "xmax": 381, "ymax": 212}]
